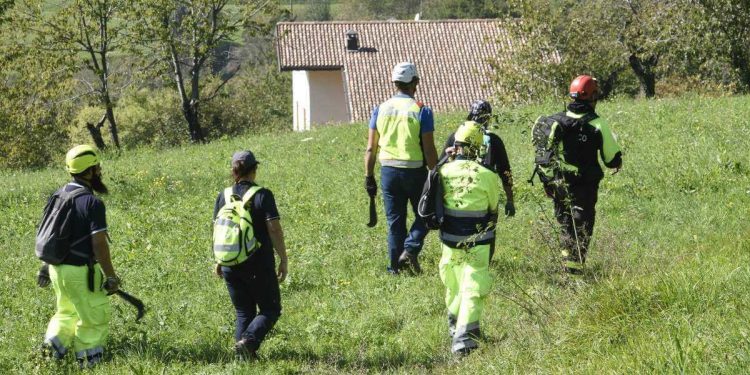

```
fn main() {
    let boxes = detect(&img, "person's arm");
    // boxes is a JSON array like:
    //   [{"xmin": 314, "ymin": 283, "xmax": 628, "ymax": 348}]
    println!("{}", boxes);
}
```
[
  {"xmin": 92, "ymin": 231, "xmax": 119, "ymax": 292},
  {"xmin": 421, "ymin": 132, "xmax": 438, "ymax": 170},
  {"xmin": 92, "ymin": 232, "xmax": 115, "ymax": 277},
  {"xmin": 439, "ymin": 132, "xmax": 456, "ymax": 160},
  {"xmin": 492, "ymin": 136, "xmax": 515, "ymax": 215},
  {"xmin": 365, "ymin": 128, "xmax": 379, "ymax": 177},
  {"xmin": 365, "ymin": 106, "xmax": 380, "ymax": 176},
  {"xmin": 213, "ymin": 192, "xmax": 224, "ymax": 278},
  {"xmin": 267, "ymin": 219, "xmax": 288, "ymax": 282},
  {"xmin": 597, "ymin": 119, "xmax": 622, "ymax": 171},
  {"xmin": 419, "ymin": 106, "xmax": 438, "ymax": 170}
]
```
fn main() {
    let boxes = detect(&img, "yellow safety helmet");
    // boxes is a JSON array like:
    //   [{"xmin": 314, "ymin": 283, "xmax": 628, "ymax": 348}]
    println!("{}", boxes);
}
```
[
  {"xmin": 65, "ymin": 145, "xmax": 100, "ymax": 174},
  {"xmin": 454, "ymin": 121, "xmax": 483, "ymax": 148}
]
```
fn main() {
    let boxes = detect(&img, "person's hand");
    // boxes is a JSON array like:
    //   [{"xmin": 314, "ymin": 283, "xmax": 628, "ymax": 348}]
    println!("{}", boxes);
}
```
[
  {"xmin": 37, "ymin": 263, "xmax": 50, "ymax": 288},
  {"xmin": 445, "ymin": 146, "xmax": 456, "ymax": 157},
  {"xmin": 505, "ymin": 201, "xmax": 516, "ymax": 217},
  {"xmin": 277, "ymin": 258, "xmax": 288, "ymax": 282},
  {"xmin": 365, "ymin": 176, "xmax": 377, "ymax": 197},
  {"xmin": 104, "ymin": 275, "xmax": 120, "ymax": 294},
  {"xmin": 214, "ymin": 263, "xmax": 223, "ymax": 278}
]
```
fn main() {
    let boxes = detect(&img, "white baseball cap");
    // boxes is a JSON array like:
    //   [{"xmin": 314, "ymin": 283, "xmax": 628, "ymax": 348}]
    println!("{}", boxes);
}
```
[{"xmin": 391, "ymin": 62, "xmax": 419, "ymax": 83}]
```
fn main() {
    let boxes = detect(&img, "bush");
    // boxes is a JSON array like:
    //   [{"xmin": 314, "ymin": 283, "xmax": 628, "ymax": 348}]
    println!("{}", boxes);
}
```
[
  {"xmin": 201, "ymin": 65, "xmax": 292, "ymax": 138},
  {"xmin": 70, "ymin": 88, "xmax": 186, "ymax": 150}
]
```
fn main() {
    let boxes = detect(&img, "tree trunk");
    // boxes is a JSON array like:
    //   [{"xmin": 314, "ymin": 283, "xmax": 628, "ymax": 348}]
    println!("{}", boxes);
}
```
[
  {"xmin": 85, "ymin": 114, "xmax": 108, "ymax": 150},
  {"xmin": 182, "ymin": 101, "xmax": 204, "ymax": 143},
  {"xmin": 598, "ymin": 68, "xmax": 625, "ymax": 99},
  {"xmin": 628, "ymin": 53, "xmax": 657, "ymax": 98},
  {"xmin": 102, "ymin": 93, "xmax": 120, "ymax": 148},
  {"xmin": 170, "ymin": 42, "xmax": 205, "ymax": 143}
]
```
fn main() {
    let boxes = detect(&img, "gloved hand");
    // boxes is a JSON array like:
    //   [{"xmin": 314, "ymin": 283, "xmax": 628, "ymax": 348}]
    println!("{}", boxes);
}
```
[
  {"xmin": 365, "ymin": 176, "xmax": 377, "ymax": 197},
  {"xmin": 505, "ymin": 201, "xmax": 516, "ymax": 217},
  {"xmin": 37, "ymin": 263, "xmax": 50, "ymax": 288},
  {"xmin": 104, "ymin": 275, "xmax": 121, "ymax": 294}
]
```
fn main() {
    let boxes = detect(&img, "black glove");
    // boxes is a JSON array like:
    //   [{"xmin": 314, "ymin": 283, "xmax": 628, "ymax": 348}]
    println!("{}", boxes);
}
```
[
  {"xmin": 37, "ymin": 263, "xmax": 50, "ymax": 288},
  {"xmin": 505, "ymin": 201, "xmax": 516, "ymax": 217},
  {"xmin": 365, "ymin": 176, "xmax": 377, "ymax": 197}
]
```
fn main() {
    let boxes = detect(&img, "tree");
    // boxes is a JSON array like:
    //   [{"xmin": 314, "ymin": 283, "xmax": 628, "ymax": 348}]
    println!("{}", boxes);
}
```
[
  {"xmin": 15, "ymin": 0, "xmax": 131, "ymax": 149},
  {"xmin": 298, "ymin": 0, "xmax": 332, "ymax": 21},
  {"xmin": 131, "ymin": 0, "xmax": 277, "ymax": 143},
  {"xmin": 422, "ymin": 0, "xmax": 508, "ymax": 19},
  {"xmin": 338, "ymin": 0, "xmax": 421, "ymax": 20},
  {"xmin": 697, "ymin": 0, "xmax": 750, "ymax": 92},
  {"xmin": 492, "ymin": 0, "xmax": 695, "ymax": 103}
]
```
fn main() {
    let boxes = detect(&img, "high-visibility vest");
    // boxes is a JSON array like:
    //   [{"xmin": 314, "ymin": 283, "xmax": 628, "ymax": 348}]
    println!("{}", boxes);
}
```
[
  {"xmin": 439, "ymin": 159, "xmax": 500, "ymax": 248},
  {"xmin": 376, "ymin": 96, "xmax": 424, "ymax": 168}
]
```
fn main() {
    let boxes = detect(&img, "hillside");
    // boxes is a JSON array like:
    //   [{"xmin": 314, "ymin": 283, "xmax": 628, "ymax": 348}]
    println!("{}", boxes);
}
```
[{"xmin": 1, "ymin": 96, "xmax": 749, "ymax": 374}]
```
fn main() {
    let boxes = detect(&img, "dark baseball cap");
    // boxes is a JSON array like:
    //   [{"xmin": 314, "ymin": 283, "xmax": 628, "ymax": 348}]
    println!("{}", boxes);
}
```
[{"xmin": 231, "ymin": 150, "xmax": 260, "ymax": 166}]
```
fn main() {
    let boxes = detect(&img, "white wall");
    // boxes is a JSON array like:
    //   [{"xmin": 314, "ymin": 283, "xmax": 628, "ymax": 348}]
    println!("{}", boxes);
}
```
[
  {"xmin": 308, "ymin": 70, "xmax": 349, "ymax": 126},
  {"xmin": 292, "ymin": 70, "xmax": 349, "ymax": 132},
  {"xmin": 292, "ymin": 70, "xmax": 310, "ymax": 131}
]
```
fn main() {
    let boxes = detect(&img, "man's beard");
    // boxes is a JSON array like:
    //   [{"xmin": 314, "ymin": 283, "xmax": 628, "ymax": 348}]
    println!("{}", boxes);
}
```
[{"xmin": 90, "ymin": 173, "xmax": 109, "ymax": 195}]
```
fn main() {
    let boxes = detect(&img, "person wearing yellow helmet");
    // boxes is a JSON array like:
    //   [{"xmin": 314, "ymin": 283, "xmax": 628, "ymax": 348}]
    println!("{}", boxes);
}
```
[
  {"xmin": 437, "ymin": 122, "xmax": 501, "ymax": 356},
  {"xmin": 441, "ymin": 100, "xmax": 515, "ymax": 220},
  {"xmin": 37, "ymin": 145, "xmax": 120, "ymax": 368}
]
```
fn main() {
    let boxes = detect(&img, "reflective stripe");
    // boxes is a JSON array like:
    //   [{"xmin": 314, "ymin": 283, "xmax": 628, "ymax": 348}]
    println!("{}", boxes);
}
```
[
  {"xmin": 379, "ymin": 159, "xmax": 423, "ymax": 168},
  {"xmin": 215, "ymin": 218, "xmax": 239, "ymax": 229},
  {"xmin": 378, "ymin": 108, "xmax": 420, "ymax": 121},
  {"xmin": 440, "ymin": 230, "xmax": 494, "ymax": 243},
  {"xmin": 215, "ymin": 238, "xmax": 257, "ymax": 253},
  {"xmin": 45, "ymin": 335, "xmax": 67, "ymax": 357},
  {"xmin": 444, "ymin": 208, "xmax": 488, "ymax": 218},
  {"xmin": 75, "ymin": 346, "xmax": 103, "ymax": 359},
  {"xmin": 214, "ymin": 244, "xmax": 241, "ymax": 253}
]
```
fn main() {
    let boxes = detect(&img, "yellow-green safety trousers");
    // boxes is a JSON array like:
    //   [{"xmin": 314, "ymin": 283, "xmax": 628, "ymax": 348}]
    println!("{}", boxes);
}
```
[
  {"xmin": 45, "ymin": 264, "xmax": 110, "ymax": 361},
  {"xmin": 438, "ymin": 243, "xmax": 492, "ymax": 353}
]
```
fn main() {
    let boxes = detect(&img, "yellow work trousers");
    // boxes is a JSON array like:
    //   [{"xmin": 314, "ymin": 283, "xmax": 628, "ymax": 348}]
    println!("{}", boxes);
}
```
[
  {"xmin": 438, "ymin": 243, "xmax": 492, "ymax": 353},
  {"xmin": 45, "ymin": 264, "xmax": 110, "ymax": 361}
]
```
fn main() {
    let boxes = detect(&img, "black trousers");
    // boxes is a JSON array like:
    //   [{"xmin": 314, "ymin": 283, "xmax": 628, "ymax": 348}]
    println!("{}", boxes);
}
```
[
  {"xmin": 221, "ymin": 263, "xmax": 281, "ymax": 350},
  {"xmin": 551, "ymin": 182, "xmax": 599, "ymax": 264}
]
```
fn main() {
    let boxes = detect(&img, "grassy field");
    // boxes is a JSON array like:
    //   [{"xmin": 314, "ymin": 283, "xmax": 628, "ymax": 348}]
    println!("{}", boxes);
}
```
[{"xmin": 1, "ymin": 95, "xmax": 749, "ymax": 374}]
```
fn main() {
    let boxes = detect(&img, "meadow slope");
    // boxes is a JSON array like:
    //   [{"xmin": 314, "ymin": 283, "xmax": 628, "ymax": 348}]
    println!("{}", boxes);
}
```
[{"xmin": 1, "ymin": 96, "xmax": 749, "ymax": 374}]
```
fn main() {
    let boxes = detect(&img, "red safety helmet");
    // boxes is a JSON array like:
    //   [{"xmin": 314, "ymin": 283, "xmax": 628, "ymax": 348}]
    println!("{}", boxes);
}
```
[{"xmin": 569, "ymin": 75, "xmax": 599, "ymax": 101}]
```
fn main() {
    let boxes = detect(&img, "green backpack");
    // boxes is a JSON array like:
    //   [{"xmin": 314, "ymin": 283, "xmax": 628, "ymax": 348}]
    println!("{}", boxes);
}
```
[{"xmin": 212, "ymin": 186, "xmax": 261, "ymax": 266}]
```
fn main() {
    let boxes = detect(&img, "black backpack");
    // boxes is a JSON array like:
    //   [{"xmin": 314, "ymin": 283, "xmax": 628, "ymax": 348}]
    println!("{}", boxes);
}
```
[
  {"xmin": 528, "ymin": 112, "xmax": 597, "ymax": 185},
  {"xmin": 418, "ymin": 155, "xmax": 450, "ymax": 230},
  {"xmin": 36, "ymin": 187, "xmax": 91, "ymax": 265}
]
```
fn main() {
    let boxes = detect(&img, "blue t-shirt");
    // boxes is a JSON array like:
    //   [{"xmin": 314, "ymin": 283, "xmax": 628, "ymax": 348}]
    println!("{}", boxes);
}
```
[
  {"xmin": 60, "ymin": 182, "xmax": 107, "ymax": 266},
  {"xmin": 368, "ymin": 94, "xmax": 435, "ymax": 133}
]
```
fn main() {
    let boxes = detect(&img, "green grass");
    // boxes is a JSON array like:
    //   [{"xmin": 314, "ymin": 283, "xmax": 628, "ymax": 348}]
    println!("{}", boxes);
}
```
[{"xmin": 1, "ymin": 95, "xmax": 750, "ymax": 374}]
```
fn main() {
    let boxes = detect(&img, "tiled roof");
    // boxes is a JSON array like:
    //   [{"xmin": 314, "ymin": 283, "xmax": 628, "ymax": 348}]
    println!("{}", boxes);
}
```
[{"xmin": 276, "ymin": 20, "xmax": 521, "ymax": 122}]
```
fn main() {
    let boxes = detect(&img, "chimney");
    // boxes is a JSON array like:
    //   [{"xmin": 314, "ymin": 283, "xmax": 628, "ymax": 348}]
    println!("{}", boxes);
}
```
[{"xmin": 346, "ymin": 30, "xmax": 359, "ymax": 52}]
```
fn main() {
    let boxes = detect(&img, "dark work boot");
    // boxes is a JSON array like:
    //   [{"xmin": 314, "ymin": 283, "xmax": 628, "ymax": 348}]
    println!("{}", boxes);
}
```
[
  {"xmin": 235, "ymin": 339, "xmax": 259, "ymax": 361},
  {"xmin": 398, "ymin": 251, "xmax": 421, "ymax": 274}
]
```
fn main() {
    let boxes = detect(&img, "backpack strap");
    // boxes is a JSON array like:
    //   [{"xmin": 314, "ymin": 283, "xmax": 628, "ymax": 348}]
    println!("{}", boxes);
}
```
[
  {"xmin": 241, "ymin": 186, "xmax": 263, "ymax": 206},
  {"xmin": 223, "ymin": 187, "xmax": 235, "ymax": 203}
]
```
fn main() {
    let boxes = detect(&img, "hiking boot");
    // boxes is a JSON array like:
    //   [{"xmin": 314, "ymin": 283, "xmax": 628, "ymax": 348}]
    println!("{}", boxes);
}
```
[
  {"xmin": 398, "ymin": 251, "xmax": 421, "ymax": 274},
  {"xmin": 77, "ymin": 352, "xmax": 103, "ymax": 369},
  {"xmin": 234, "ymin": 339, "xmax": 259, "ymax": 361}
]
